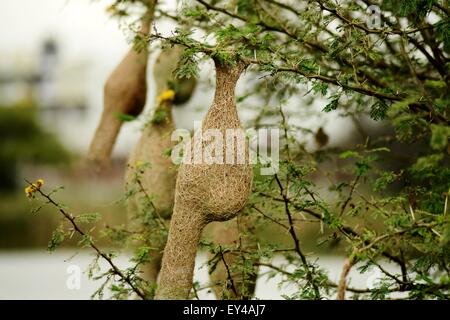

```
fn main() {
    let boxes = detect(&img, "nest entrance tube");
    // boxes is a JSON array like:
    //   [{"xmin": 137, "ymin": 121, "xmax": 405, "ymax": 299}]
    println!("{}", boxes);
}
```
[
  {"xmin": 155, "ymin": 59, "xmax": 253, "ymax": 299},
  {"xmin": 87, "ymin": 1, "xmax": 156, "ymax": 171}
]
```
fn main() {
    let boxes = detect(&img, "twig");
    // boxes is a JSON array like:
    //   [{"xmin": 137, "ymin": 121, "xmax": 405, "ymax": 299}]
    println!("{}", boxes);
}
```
[
  {"xmin": 339, "ymin": 175, "xmax": 360, "ymax": 217},
  {"xmin": 251, "ymin": 204, "xmax": 290, "ymax": 230},
  {"xmin": 274, "ymin": 174, "xmax": 321, "ymax": 299},
  {"xmin": 337, "ymin": 253, "xmax": 356, "ymax": 300},
  {"xmin": 191, "ymin": 283, "xmax": 200, "ymax": 300},
  {"xmin": 218, "ymin": 245, "xmax": 239, "ymax": 298},
  {"xmin": 135, "ymin": 176, "xmax": 168, "ymax": 231}
]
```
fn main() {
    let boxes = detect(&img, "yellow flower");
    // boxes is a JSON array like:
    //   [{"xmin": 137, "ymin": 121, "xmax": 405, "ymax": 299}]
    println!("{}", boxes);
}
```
[
  {"xmin": 36, "ymin": 179, "xmax": 44, "ymax": 187},
  {"xmin": 24, "ymin": 179, "xmax": 44, "ymax": 198},
  {"xmin": 24, "ymin": 186, "xmax": 35, "ymax": 198},
  {"xmin": 157, "ymin": 89, "xmax": 176, "ymax": 103},
  {"xmin": 135, "ymin": 160, "xmax": 143, "ymax": 168}
]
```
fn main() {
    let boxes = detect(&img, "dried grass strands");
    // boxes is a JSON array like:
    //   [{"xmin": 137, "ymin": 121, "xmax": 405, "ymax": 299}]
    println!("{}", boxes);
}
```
[
  {"xmin": 155, "ymin": 59, "xmax": 253, "ymax": 299},
  {"xmin": 87, "ymin": 1, "xmax": 156, "ymax": 171}
]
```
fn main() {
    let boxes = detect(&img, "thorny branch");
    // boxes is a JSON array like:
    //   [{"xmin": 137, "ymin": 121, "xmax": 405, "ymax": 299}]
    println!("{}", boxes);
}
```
[
  {"xmin": 218, "ymin": 245, "xmax": 239, "ymax": 297},
  {"xmin": 273, "ymin": 173, "xmax": 321, "ymax": 299},
  {"xmin": 148, "ymin": 33, "xmax": 404, "ymax": 101}
]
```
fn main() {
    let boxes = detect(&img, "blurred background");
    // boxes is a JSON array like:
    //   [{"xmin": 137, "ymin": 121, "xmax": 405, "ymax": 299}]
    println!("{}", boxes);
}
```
[{"xmin": 0, "ymin": 0, "xmax": 396, "ymax": 299}]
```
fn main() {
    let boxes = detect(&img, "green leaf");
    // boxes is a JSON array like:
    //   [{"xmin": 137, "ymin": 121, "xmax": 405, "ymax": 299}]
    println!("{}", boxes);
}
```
[
  {"xmin": 78, "ymin": 234, "xmax": 93, "ymax": 247},
  {"xmin": 355, "ymin": 160, "xmax": 371, "ymax": 176},
  {"xmin": 424, "ymin": 80, "xmax": 447, "ymax": 89},
  {"xmin": 322, "ymin": 93, "xmax": 340, "ymax": 112},
  {"xmin": 387, "ymin": 96, "xmax": 419, "ymax": 117},
  {"xmin": 47, "ymin": 225, "xmax": 65, "ymax": 252},
  {"xmin": 411, "ymin": 153, "xmax": 444, "ymax": 173},
  {"xmin": 151, "ymin": 109, "xmax": 168, "ymax": 124},
  {"xmin": 370, "ymin": 99, "xmax": 389, "ymax": 121},
  {"xmin": 114, "ymin": 112, "xmax": 137, "ymax": 122},
  {"xmin": 339, "ymin": 150, "xmax": 359, "ymax": 159},
  {"xmin": 183, "ymin": 8, "xmax": 207, "ymax": 19},
  {"xmin": 430, "ymin": 124, "xmax": 450, "ymax": 150},
  {"xmin": 175, "ymin": 48, "xmax": 199, "ymax": 80},
  {"xmin": 312, "ymin": 81, "xmax": 328, "ymax": 96},
  {"xmin": 164, "ymin": 148, "xmax": 172, "ymax": 157},
  {"xmin": 132, "ymin": 246, "xmax": 151, "ymax": 264},
  {"xmin": 373, "ymin": 171, "xmax": 399, "ymax": 192},
  {"xmin": 77, "ymin": 212, "xmax": 101, "ymax": 224},
  {"xmin": 435, "ymin": 18, "xmax": 450, "ymax": 53}
]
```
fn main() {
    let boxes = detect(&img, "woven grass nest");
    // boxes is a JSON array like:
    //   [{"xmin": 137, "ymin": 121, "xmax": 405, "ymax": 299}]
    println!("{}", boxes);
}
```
[
  {"xmin": 156, "ymin": 58, "xmax": 253, "ymax": 299},
  {"xmin": 87, "ymin": 3, "xmax": 156, "ymax": 171}
]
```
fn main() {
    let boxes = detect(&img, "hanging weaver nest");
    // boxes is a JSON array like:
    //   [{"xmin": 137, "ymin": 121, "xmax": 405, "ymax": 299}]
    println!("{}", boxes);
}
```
[
  {"xmin": 87, "ymin": 2, "xmax": 156, "ymax": 171},
  {"xmin": 156, "ymin": 58, "xmax": 253, "ymax": 299}
]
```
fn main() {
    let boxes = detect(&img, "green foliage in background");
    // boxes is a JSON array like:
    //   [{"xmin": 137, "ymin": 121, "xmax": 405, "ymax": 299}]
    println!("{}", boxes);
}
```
[{"xmin": 0, "ymin": 105, "xmax": 70, "ymax": 191}]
